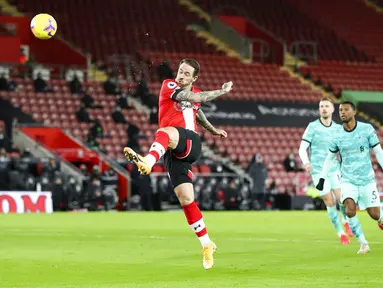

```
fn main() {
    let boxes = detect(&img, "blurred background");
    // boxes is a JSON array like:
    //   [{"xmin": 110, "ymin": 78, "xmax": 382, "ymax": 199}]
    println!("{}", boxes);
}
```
[{"xmin": 0, "ymin": 0, "xmax": 383, "ymax": 213}]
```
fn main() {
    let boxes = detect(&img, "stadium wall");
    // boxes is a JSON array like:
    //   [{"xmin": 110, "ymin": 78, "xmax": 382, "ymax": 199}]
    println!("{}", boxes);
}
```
[
  {"xmin": 342, "ymin": 90, "xmax": 383, "ymax": 105},
  {"xmin": 0, "ymin": 36, "xmax": 20, "ymax": 63},
  {"xmin": 342, "ymin": 90, "xmax": 383, "ymax": 124}
]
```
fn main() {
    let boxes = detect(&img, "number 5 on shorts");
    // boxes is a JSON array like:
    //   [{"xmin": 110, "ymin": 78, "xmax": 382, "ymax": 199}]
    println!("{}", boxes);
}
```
[{"xmin": 372, "ymin": 191, "xmax": 378, "ymax": 201}]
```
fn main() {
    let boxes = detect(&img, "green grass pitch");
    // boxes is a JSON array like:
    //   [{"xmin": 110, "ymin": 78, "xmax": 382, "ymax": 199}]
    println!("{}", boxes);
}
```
[{"xmin": 1, "ymin": 211, "xmax": 382, "ymax": 288}]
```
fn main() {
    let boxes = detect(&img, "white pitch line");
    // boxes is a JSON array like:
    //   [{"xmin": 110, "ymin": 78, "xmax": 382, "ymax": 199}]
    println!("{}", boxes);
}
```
[{"xmin": 2, "ymin": 230, "xmax": 383, "ymax": 245}]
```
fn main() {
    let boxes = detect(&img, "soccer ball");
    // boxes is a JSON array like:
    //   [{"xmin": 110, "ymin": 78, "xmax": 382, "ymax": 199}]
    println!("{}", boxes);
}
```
[{"xmin": 30, "ymin": 13, "xmax": 57, "ymax": 40}]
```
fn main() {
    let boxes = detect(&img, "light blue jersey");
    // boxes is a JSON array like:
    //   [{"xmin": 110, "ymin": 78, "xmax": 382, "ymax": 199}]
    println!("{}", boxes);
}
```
[
  {"xmin": 329, "ymin": 121, "xmax": 380, "ymax": 186},
  {"xmin": 302, "ymin": 119, "xmax": 341, "ymax": 175}
]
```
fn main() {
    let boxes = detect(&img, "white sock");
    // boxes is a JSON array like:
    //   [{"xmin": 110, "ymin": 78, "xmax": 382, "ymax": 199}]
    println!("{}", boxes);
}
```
[
  {"xmin": 144, "ymin": 154, "xmax": 157, "ymax": 168},
  {"xmin": 198, "ymin": 234, "xmax": 211, "ymax": 247}
]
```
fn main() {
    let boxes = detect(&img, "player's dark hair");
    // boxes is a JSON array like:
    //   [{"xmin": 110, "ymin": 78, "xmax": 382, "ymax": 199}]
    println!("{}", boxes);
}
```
[
  {"xmin": 340, "ymin": 101, "xmax": 356, "ymax": 111},
  {"xmin": 179, "ymin": 58, "xmax": 200, "ymax": 77}
]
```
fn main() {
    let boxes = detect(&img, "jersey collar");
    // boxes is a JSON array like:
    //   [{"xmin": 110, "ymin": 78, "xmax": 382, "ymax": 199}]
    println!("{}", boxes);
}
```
[
  {"xmin": 319, "ymin": 118, "xmax": 332, "ymax": 127},
  {"xmin": 343, "ymin": 121, "xmax": 358, "ymax": 133}
]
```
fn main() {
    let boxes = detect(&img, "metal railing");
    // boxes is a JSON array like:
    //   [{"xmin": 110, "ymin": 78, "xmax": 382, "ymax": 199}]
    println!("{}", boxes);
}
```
[
  {"xmin": 289, "ymin": 41, "xmax": 318, "ymax": 64},
  {"xmin": 0, "ymin": 62, "xmax": 96, "ymax": 81}
]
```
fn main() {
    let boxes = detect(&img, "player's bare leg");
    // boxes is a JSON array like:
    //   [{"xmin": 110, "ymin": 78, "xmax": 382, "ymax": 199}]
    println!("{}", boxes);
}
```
[
  {"xmin": 332, "ymin": 188, "xmax": 353, "ymax": 237},
  {"xmin": 175, "ymin": 183, "xmax": 216, "ymax": 270},
  {"xmin": 123, "ymin": 127, "xmax": 179, "ymax": 175},
  {"xmin": 344, "ymin": 198, "xmax": 370, "ymax": 254},
  {"xmin": 366, "ymin": 206, "xmax": 383, "ymax": 230},
  {"xmin": 322, "ymin": 192, "xmax": 350, "ymax": 244}
]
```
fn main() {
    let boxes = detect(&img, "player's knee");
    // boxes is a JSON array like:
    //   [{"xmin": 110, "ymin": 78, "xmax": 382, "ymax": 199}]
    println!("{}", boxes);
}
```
[
  {"xmin": 174, "ymin": 183, "xmax": 194, "ymax": 206},
  {"xmin": 157, "ymin": 127, "xmax": 179, "ymax": 149},
  {"xmin": 157, "ymin": 127, "xmax": 176, "ymax": 136},
  {"xmin": 177, "ymin": 193, "xmax": 194, "ymax": 206},
  {"xmin": 370, "ymin": 213, "xmax": 380, "ymax": 221},
  {"xmin": 346, "ymin": 210, "xmax": 356, "ymax": 218},
  {"xmin": 322, "ymin": 194, "xmax": 335, "ymax": 207},
  {"xmin": 343, "ymin": 198, "xmax": 356, "ymax": 217},
  {"xmin": 367, "ymin": 209, "xmax": 380, "ymax": 221}
]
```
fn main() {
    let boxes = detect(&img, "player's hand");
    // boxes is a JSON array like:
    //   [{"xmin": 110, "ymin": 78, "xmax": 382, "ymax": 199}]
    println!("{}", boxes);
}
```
[
  {"xmin": 316, "ymin": 178, "xmax": 325, "ymax": 191},
  {"xmin": 212, "ymin": 129, "xmax": 227, "ymax": 138},
  {"xmin": 222, "ymin": 81, "xmax": 233, "ymax": 93},
  {"xmin": 304, "ymin": 163, "xmax": 312, "ymax": 172}
]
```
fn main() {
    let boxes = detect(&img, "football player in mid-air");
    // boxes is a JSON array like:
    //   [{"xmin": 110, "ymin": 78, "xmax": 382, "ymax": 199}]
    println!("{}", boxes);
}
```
[
  {"xmin": 317, "ymin": 101, "xmax": 383, "ymax": 254},
  {"xmin": 124, "ymin": 58, "xmax": 232, "ymax": 269},
  {"xmin": 299, "ymin": 97, "xmax": 354, "ymax": 245}
]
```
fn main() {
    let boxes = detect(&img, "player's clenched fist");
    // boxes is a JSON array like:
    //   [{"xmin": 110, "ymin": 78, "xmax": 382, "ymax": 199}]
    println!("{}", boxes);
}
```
[{"xmin": 222, "ymin": 81, "xmax": 233, "ymax": 93}]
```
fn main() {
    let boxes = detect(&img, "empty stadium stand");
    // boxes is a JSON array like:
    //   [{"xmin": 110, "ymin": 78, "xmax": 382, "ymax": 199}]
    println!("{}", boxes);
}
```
[
  {"xmin": 205, "ymin": 0, "xmax": 370, "ymax": 62},
  {"xmin": 288, "ymin": 0, "xmax": 383, "ymax": 62},
  {"xmin": 2, "ymin": 0, "xmax": 383, "ymax": 197},
  {"xmin": 12, "ymin": 0, "xmax": 219, "ymax": 60}
]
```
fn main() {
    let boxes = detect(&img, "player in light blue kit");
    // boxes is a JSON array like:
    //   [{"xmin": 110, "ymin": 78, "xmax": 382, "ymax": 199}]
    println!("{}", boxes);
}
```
[
  {"xmin": 299, "ymin": 98, "xmax": 353, "ymax": 245},
  {"xmin": 317, "ymin": 101, "xmax": 383, "ymax": 254}
]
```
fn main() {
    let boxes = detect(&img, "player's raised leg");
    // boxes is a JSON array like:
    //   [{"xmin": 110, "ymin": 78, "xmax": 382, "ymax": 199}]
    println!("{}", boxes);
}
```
[
  {"xmin": 343, "ymin": 197, "xmax": 369, "ymax": 254},
  {"xmin": 175, "ymin": 182, "xmax": 216, "ymax": 269},
  {"xmin": 321, "ymin": 191, "xmax": 350, "ymax": 244},
  {"xmin": 124, "ymin": 127, "xmax": 179, "ymax": 175}
]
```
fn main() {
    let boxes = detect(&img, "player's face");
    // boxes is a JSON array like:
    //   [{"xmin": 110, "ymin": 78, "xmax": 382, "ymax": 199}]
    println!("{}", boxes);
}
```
[
  {"xmin": 319, "ymin": 100, "xmax": 334, "ymax": 119},
  {"xmin": 339, "ymin": 104, "xmax": 356, "ymax": 123},
  {"xmin": 175, "ymin": 63, "xmax": 198, "ymax": 87}
]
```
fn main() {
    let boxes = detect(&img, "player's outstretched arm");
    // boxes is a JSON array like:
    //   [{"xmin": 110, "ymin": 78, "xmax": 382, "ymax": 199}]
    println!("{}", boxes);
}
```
[
  {"xmin": 196, "ymin": 109, "xmax": 227, "ymax": 138},
  {"xmin": 372, "ymin": 144, "xmax": 383, "ymax": 169},
  {"xmin": 173, "ymin": 81, "xmax": 233, "ymax": 103},
  {"xmin": 316, "ymin": 151, "xmax": 337, "ymax": 190},
  {"xmin": 298, "ymin": 140, "xmax": 311, "ymax": 172}
]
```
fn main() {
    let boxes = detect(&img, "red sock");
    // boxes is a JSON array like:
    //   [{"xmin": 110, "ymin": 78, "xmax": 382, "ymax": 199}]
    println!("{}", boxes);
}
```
[
  {"xmin": 148, "ymin": 131, "xmax": 170, "ymax": 161},
  {"xmin": 183, "ymin": 201, "xmax": 211, "ymax": 246}
]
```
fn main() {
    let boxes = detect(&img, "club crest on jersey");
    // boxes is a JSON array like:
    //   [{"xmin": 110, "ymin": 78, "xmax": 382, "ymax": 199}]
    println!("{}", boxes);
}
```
[
  {"xmin": 174, "ymin": 101, "xmax": 199, "ymax": 112},
  {"xmin": 167, "ymin": 81, "xmax": 177, "ymax": 89}
]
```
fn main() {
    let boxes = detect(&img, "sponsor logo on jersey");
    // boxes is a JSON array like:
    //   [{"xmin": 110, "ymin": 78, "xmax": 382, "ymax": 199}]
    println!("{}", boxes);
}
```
[{"xmin": 174, "ymin": 101, "xmax": 199, "ymax": 111}]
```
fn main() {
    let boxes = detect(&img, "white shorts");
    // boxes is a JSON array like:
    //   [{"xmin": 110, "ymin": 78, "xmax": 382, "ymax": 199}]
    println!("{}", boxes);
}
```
[
  {"xmin": 341, "ymin": 181, "xmax": 380, "ymax": 210},
  {"xmin": 312, "ymin": 172, "xmax": 341, "ymax": 196}
]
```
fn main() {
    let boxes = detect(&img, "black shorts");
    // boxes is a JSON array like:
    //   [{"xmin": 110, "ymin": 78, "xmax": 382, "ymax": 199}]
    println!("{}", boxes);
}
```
[{"xmin": 164, "ymin": 127, "xmax": 201, "ymax": 188}]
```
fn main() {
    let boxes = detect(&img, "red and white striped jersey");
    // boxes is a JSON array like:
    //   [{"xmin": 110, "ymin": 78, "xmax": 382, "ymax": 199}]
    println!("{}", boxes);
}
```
[{"xmin": 158, "ymin": 79, "xmax": 201, "ymax": 132}]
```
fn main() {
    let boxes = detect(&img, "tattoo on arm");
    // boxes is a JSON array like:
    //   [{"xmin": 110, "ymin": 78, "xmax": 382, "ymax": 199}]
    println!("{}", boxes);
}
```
[
  {"xmin": 173, "ymin": 88, "xmax": 225, "ymax": 103},
  {"xmin": 196, "ymin": 109, "xmax": 216, "ymax": 134},
  {"xmin": 172, "ymin": 89, "xmax": 193, "ymax": 102},
  {"xmin": 197, "ymin": 89, "xmax": 225, "ymax": 102}
]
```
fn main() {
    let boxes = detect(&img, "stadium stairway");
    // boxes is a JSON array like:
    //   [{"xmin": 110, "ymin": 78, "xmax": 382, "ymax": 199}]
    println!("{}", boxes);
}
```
[
  {"xmin": 186, "ymin": 0, "xmax": 308, "ymax": 66},
  {"xmin": 289, "ymin": 65, "xmax": 383, "ymax": 129},
  {"xmin": 192, "ymin": 29, "xmax": 242, "ymax": 59},
  {"xmin": 0, "ymin": 0, "xmax": 22, "ymax": 16},
  {"xmin": 178, "ymin": 0, "xmax": 211, "ymax": 22},
  {"xmin": 178, "ymin": 1, "xmax": 339, "ymax": 110},
  {"xmin": 179, "ymin": 0, "xmax": 247, "ymax": 61},
  {"xmin": 186, "ymin": 0, "xmax": 383, "ymax": 129},
  {"xmin": 281, "ymin": 66, "xmax": 336, "ymax": 101},
  {"xmin": 365, "ymin": 0, "xmax": 383, "ymax": 13},
  {"xmin": 287, "ymin": 0, "xmax": 383, "ymax": 62}
]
